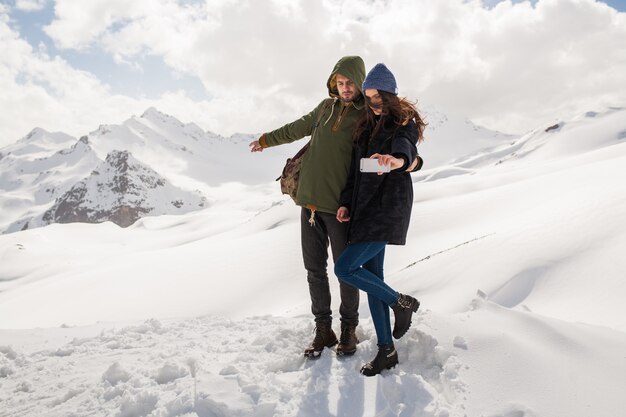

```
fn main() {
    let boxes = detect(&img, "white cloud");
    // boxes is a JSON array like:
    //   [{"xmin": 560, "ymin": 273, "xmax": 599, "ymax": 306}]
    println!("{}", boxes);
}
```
[
  {"xmin": 0, "ymin": 16, "xmax": 125, "ymax": 143},
  {"xmin": 0, "ymin": 8, "xmax": 308, "ymax": 146},
  {"xmin": 418, "ymin": 0, "xmax": 626, "ymax": 131},
  {"xmin": 2, "ymin": 0, "xmax": 626, "ymax": 147},
  {"xmin": 14, "ymin": 0, "xmax": 49, "ymax": 12},
  {"xmin": 0, "ymin": 14, "xmax": 155, "ymax": 143}
]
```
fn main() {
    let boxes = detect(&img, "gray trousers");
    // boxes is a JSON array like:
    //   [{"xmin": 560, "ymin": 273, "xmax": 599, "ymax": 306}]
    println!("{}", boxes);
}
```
[{"xmin": 301, "ymin": 208, "xmax": 359, "ymax": 326}]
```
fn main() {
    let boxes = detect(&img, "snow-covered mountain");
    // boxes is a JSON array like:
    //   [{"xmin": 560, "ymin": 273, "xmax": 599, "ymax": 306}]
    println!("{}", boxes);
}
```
[
  {"xmin": 416, "ymin": 104, "xmax": 516, "ymax": 168},
  {"xmin": 1, "ymin": 133, "xmax": 207, "ymax": 233},
  {"xmin": 414, "ymin": 105, "xmax": 626, "ymax": 182},
  {"xmin": 0, "ymin": 109, "xmax": 297, "ymax": 234},
  {"xmin": 1, "ymin": 106, "xmax": 625, "ymax": 417},
  {"xmin": 36, "ymin": 149, "xmax": 206, "ymax": 229},
  {"xmin": 0, "ymin": 107, "xmax": 511, "ymax": 234},
  {"xmin": 0, "ymin": 130, "xmax": 101, "ymax": 228}
]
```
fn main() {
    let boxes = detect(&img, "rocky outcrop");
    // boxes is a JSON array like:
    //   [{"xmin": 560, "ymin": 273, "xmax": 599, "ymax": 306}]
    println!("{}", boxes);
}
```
[{"xmin": 41, "ymin": 150, "xmax": 205, "ymax": 228}]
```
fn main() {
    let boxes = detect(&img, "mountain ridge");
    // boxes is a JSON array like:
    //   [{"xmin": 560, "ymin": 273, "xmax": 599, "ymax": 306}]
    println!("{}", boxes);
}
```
[{"xmin": 1, "ymin": 105, "xmax": 586, "ymax": 234}]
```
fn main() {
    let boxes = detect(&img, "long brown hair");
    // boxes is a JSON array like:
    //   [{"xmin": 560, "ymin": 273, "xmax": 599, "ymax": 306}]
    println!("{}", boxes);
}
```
[{"xmin": 354, "ymin": 90, "xmax": 427, "ymax": 143}]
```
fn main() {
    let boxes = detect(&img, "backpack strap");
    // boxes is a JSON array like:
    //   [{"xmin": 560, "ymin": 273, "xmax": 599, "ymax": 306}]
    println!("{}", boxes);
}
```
[
  {"xmin": 304, "ymin": 98, "xmax": 335, "ymax": 226},
  {"xmin": 311, "ymin": 98, "xmax": 335, "ymax": 138}
]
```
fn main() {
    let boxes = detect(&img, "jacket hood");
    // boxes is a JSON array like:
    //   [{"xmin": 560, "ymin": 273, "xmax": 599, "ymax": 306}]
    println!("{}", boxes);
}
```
[{"xmin": 327, "ymin": 56, "xmax": 366, "ymax": 106}]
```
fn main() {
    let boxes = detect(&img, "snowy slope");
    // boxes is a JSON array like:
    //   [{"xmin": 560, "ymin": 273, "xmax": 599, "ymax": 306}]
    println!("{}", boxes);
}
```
[
  {"xmin": 416, "ymin": 105, "xmax": 516, "ymax": 169},
  {"xmin": 1, "ymin": 107, "xmax": 626, "ymax": 417}
]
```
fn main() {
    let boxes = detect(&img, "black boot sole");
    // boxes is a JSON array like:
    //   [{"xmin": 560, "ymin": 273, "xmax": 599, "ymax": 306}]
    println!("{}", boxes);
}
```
[
  {"xmin": 304, "ymin": 340, "xmax": 338, "ymax": 359},
  {"xmin": 360, "ymin": 361, "xmax": 398, "ymax": 377}
]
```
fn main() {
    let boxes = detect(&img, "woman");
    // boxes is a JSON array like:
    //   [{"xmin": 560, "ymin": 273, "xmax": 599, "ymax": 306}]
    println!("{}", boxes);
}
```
[{"xmin": 334, "ymin": 63, "xmax": 426, "ymax": 376}]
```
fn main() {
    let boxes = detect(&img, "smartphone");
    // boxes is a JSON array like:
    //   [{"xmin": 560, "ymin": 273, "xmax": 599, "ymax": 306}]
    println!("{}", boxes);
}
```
[{"xmin": 360, "ymin": 158, "xmax": 390, "ymax": 173}]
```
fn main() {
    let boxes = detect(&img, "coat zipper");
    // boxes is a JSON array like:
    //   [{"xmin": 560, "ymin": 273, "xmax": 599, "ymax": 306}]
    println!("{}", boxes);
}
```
[{"xmin": 332, "ymin": 103, "xmax": 350, "ymax": 132}]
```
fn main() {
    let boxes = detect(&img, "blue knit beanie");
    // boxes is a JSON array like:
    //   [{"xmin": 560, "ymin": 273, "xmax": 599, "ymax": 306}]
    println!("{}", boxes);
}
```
[{"xmin": 362, "ymin": 63, "xmax": 398, "ymax": 95}]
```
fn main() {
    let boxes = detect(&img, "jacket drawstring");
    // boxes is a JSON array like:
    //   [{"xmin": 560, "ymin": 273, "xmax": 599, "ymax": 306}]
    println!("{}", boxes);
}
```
[
  {"xmin": 323, "ymin": 98, "xmax": 338, "ymax": 126},
  {"xmin": 305, "ymin": 204, "xmax": 317, "ymax": 226}
]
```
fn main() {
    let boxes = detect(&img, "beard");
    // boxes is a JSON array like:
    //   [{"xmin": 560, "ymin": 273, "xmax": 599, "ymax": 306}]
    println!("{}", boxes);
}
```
[{"xmin": 341, "ymin": 91, "xmax": 360, "ymax": 103}]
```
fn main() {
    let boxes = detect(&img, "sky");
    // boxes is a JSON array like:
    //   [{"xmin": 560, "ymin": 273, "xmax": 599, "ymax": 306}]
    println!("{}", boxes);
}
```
[{"xmin": 1, "ymin": 0, "xmax": 625, "ymax": 147}]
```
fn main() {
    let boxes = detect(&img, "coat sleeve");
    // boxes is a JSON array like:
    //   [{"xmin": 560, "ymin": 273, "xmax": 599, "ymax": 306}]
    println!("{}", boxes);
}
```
[
  {"xmin": 406, "ymin": 152, "xmax": 424, "ymax": 172},
  {"xmin": 390, "ymin": 121, "xmax": 418, "ymax": 171},
  {"xmin": 339, "ymin": 147, "xmax": 358, "ymax": 211},
  {"xmin": 263, "ymin": 99, "xmax": 328, "ymax": 147}
]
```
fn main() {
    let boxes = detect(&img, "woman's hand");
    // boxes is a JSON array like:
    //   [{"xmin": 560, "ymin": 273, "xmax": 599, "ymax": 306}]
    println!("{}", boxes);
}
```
[
  {"xmin": 370, "ymin": 153, "xmax": 404, "ymax": 175},
  {"xmin": 336, "ymin": 206, "xmax": 351, "ymax": 223}
]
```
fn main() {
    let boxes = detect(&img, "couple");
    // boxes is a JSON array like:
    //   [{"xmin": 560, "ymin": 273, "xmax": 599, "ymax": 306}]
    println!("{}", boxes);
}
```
[{"xmin": 249, "ymin": 56, "xmax": 426, "ymax": 376}]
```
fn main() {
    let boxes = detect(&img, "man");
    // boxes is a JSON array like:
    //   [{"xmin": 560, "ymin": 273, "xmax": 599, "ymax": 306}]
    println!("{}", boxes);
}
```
[{"xmin": 249, "ymin": 56, "xmax": 366, "ymax": 358}]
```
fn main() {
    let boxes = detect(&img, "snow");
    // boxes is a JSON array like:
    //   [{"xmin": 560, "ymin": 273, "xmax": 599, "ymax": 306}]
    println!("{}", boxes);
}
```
[{"xmin": 1, "ymin": 106, "xmax": 626, "ymax": 416}]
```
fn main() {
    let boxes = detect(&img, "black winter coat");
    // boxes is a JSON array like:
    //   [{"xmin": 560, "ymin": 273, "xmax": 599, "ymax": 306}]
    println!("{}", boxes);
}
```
[{"xmin": 340, "ymin": 118, "xmax": 419, "ymax": 245}]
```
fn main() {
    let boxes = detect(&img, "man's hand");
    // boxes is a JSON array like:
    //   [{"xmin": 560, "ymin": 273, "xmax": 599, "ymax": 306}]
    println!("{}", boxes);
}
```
[
  {"xmin": 249, "ymin": 140, "xmax": 264, "ymax": 152},
  {"xmin": 336, "ymin": 206, "xmax": 351, "ymax": 223},
  {"xmin": 370, "ymin": 153, "xmax": 404, "ymax": 175}
]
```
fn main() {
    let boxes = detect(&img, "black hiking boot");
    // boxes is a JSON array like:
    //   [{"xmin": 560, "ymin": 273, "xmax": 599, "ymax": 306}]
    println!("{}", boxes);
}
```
[
  {"xmin": 303, "ymin": 322, "xmax": 338, "ymax": 358},
  {"xmin": 391, "ymin": 293, "xmax": 420, "ymax": 339},
  {"xmin": 360, "ymin": 344, "xmax": 398, "ymax": 377},
  {"xmin": 336, "ymin": 322, "xmax": 358, "ymax": 356}
]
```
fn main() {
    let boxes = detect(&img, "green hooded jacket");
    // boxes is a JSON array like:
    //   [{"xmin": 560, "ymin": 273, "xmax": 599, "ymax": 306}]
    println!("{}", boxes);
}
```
[{"xmin": 262, "ymin": 56, "xmax": 366, "ymax": 214}]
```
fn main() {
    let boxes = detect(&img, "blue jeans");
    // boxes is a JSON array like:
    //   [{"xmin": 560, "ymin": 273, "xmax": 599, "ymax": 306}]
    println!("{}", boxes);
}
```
[{"xmin": 334, "ymin": 241, "xmax": 398, "ymax": 346}]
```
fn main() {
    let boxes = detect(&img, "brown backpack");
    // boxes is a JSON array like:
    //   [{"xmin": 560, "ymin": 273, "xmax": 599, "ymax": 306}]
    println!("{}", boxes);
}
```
[{"xmin": 276, "ymin": 99, "xmax": 334, "ymax": 202}]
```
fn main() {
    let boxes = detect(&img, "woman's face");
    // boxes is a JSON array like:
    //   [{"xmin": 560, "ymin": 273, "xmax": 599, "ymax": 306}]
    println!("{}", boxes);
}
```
[{"xmin": 365, "ymin": 89, "xmax": 383, "ymax": 115}]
